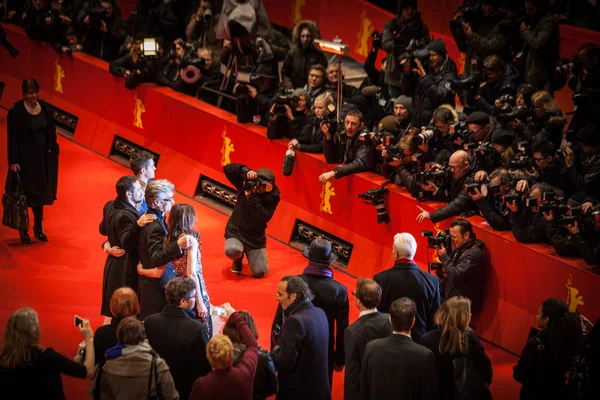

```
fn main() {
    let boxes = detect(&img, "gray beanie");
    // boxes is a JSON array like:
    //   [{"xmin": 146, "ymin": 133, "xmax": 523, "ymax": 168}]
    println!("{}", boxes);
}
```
[
  {"xmin": 227, "ymin": 3, "xmax": 257, "ymax": 37},
  {"xmin": 293, "ymin": 88, "xmax": 311, "ymax": 109},
  {"xmin": 394, "ymin": 95, "xmax": 413, "ymax": 114}
]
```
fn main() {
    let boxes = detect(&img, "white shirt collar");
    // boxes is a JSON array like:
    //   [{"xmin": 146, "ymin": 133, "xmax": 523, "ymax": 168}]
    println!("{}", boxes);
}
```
[
  {"xmin": 393, "ymin": 332, "xmax": 412, "ymax": 339},
  {"xmin": 359, "ymin": 308, "xmax": 378, "ymax": 318}
]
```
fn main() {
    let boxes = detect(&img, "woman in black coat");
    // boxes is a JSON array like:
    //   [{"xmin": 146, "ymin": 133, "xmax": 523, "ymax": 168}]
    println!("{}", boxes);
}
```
[
  {"xmin": 7, "ymin": 78, "xmax": 60, "ymax": 244},
  {"xmin": 513, "ymin": 298, "xmax": 583, "ymax": 400},
  {"xmin": 421, "ymin": 296, "xmax": 493, "ymax": 400}
]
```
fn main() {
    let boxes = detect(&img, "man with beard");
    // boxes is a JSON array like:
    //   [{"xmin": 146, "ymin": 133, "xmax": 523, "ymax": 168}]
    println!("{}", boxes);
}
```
[
  {"xmin": 99, "ymin": 176, "xmax": 156, "ymax": 322},
  {"xmin": 282, "ymin": 20, "xmax": 328, "ymax": 90}
]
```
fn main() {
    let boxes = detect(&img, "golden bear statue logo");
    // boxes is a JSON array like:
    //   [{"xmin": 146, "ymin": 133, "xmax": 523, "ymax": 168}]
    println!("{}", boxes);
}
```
[
  {"xmin": 566, "ymin": 274, "xmax": 584, "ymax": 312},
  {"xmin": 291, "ymin": 0, "xmax": 306, "ymax": 25},
  {"xmin": 320, "ymin": 181, "xmax": 335, "ymax": 214},
  {"xmin": 221, "ymin": 127, "xmax": 235, "ymax": 166},
  {"xmin": 356, "ymin": 9, "xmax": 374, "ymax": 58},
  {"xmin": 133, "ymin": 94, "xmax": 146, "ymax": 129},
  {"xmin": 54, "ymin": 59, "xmax": 65, "ymax": 93}
]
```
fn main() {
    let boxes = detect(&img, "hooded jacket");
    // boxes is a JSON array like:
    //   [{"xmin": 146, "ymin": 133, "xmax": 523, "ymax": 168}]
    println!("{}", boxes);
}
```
[
  {"xmin": 282, "ymin": 20, "xmax": 329, "ymax": 89},
  {"xmin": 101, "ymin": 341, "xmax": 179, "ymax": 400},
  {"xmin": 474, "ymin": 63, "xmax": 519, "ymax": 116},
  {"xmin": 522, "ymin": 12, "xmax": 560, "ymax": 92}
]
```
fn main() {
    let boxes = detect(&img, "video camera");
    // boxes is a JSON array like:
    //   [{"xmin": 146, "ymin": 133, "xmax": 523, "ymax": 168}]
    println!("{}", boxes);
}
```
[
  {"xmin": 358, "ymin": 180, "xmax": 391, "ymax": 224},
  {"xmin": 398, "ymin": 37, "xmax": 431, "ymax": 73},
  {"xmin": 371, "ymin": 30, "xmax": 382, "ymax": 49},
  {"xmin": 273, "ymin": 90, "xmax": 299, "ymax": 117},
  {"xmin": 422, "ymin": 229, "xmax": 453, "ymax": 249}
]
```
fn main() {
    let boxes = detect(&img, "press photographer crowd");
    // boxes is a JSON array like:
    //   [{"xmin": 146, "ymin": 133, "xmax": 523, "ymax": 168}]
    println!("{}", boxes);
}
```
[{"xmin": 2, "ymin": 0, "xmax": 600, "ymax": 399}]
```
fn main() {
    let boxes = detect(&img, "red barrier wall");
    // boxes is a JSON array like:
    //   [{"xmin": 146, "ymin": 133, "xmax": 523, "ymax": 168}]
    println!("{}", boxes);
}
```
[{"xmin": 2, "ymin": 24, "xmax": 598, "ymax": 354}]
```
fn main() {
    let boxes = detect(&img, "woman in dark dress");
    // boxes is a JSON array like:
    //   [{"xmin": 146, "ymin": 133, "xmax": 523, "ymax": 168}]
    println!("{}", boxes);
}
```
[
  {"xmin": 513, "ymin": 298, "xmax": 583, "ymax": 400},
  {"xmin": 421, "ymin": 296, "xmax": 493, "ymax": 400},
  {"xmin": 0, "ymin": 307, "xmax": 95, "ymax": 399},
  {"xmin": 6, "ymin": 78, "xmax": 60, "ymax": 244}
]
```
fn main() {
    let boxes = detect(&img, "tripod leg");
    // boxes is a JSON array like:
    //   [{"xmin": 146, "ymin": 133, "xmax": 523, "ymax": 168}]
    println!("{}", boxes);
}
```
[{"xmin": 217, "ymin": 55, "xmax": 235, "ymax": 109}]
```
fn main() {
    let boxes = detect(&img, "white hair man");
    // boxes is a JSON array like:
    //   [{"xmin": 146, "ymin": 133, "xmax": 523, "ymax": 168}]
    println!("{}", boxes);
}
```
[{"xmin": 373, "ymin": 232, "xmax": 441, "ymax": 343}]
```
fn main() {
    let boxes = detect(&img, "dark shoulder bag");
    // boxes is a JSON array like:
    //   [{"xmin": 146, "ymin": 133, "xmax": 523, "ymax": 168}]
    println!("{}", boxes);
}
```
[
  {"xmin": 453, "ymin": 341, "xmax": 492, "ymax": 400},
  {"xmin": 2, "ymin": 171, "xmax": 29, "ymax": 231},
  {"xmin": 147, "ymin": 353, "xmax": 163, "ymax": 400}
]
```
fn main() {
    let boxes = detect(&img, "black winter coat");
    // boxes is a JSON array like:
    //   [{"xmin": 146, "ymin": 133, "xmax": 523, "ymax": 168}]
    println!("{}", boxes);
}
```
[
  {"xmin": 474, "ymin": 196, "xmax": 511, "ymax": 231},
  {"xmin": 266, "ymin": 111, "xmax": 309, "ymax": 140},
  {"xmin": 137, "ymin": 207, "xmax": 183, "ymax": 320},
  {"xmin": 510, "ymin": 208, "xmax": 548, "ymax": 244},
  {"xmin": 224, "ymin": 164, "xmax": 280, "ymax": 250},
  {"xmin": 462, "ymin": 12, "xmax": 511, "ymax": 76},
  {"xmin": 270, "ymin": 300, "xmax": 331, "ymax": 400},
  {"xmin": 295, "ymin": 116, "xmax": 324, "ymax": 153},
  {"xmin": 81, "ymin": 16, "xmax": 127, "ymax": 62},
  {"xmin": 571, "ymin": 232, "xmax": 600, "ymax": 266},
  {"xmin": 271, "ymin": 272, "xmax": 349, "ymax": 386},
  {"xmin": 521, "ymin": 12, "xmax": 560, "ymax": 92},
  {"xmin": 233, "ymin": 347, "xmax": 278, "ymax": 400},
  {"xmin": 282, "ymin": 46, "xmax": 328, "ymax": 90},
  {"xmin": 412, "ymin": 57, "xmax": 459, "ymax": 127},
  {"xmin": 374, "ymin": 262, "xmax": 440, "ymax": 343},
  {"xmin": 543, "ymin": 219, "xmax": 580, "ymax": 258},
  {"xmin": 474, "ymin": 63, "xmax": 519, "ymax": 116},
  {"xmin": 323, "ymin": 134, "xmax": 374, "ymax": 179},
  {"xmin": 6, "ymin": 100, "xmax": 59, "ymax": 205},
  {"xmin": 421, "ymin": 328, "xmax": 493, "ymax": 400},
  {"xmin": 430, "ymin": 170, "xmax": 477, "ymax": 223},
  {"xmin": 440, "ymin": 239, "xmax": 486, "ymax": 313},
  {"xmin": 99, "ymin": 199, "xmax": 141, "ymax": 316},
  {"xmin": 568, "ymin": 62, "xmax": 600, "ymax": 131},
  {"xmin": 567, "ymin": 149, "xmax": 600, "ymax": 202},
  {"xmin": 144, "ymin": 305, "xmax": 211, "ymax": 400}
]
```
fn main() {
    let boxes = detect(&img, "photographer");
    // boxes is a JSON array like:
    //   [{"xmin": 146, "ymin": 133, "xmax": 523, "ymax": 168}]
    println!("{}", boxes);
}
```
[
  {"xmin": 469, "ymin": 168, "xmax": 514, "ymax": 231},
  {"xmin": 527, "ymin": 90, "xmax": 567, "ymax": 149},
  {"xmin": 520, "ymin": 0, "xmax": 560, "ymax": 92},
  {"xmin": 359, "ymin": 33, "xmax": 389, "ymax": 129},
  {"xmin": 474, "ymin": 55, "xmax": 519, "ymax": 116},
  {"xmin": 319, "ymin": 110, "xmax": 375, "ymax": 183},
  {"xmin": 420, "ymin": 105, "xmax": 459, "ymax": 165},
  {"xmin": 568, "ymin": 43, "xmax": 600, "ymax": 131},
  {"xmin": 565, "ymin": 200, "xmax": 600, "ymax": 266},
  {"xmin": 22, "ymin": 0, "xmax": 52, "ymax": 41},
  {"xmin": 223, "ymin": 164, "xmax": 280, "ymax": 278},
  {"xmin": 507, "ymin": 182, "xmax": 559, "ymax": 243},
  {"xmin": 393, "ymin": 96, "xmax": 413, "ymax": 132},
  {"xmin": 109, "ymin": 33, "xmax": 149, "ymax": 89},
  {"xmin": 52, "ymin": 24, "xmax": 84, "ymax": 55},
  {"xmin": 382, "ymin": 0, "xmax": 430, "ymax": 96},
  {"xmin": 156, "ymin": 0, "xmax": 191, "ymax": 43},
  {"xmin": 394, "ymin": 134, "xmax": 423, "ymax": 195},
  {"xmin": 185, "ymin": 0, "xmax": 216, "ymax": 46},
  {"xmin": 267, "ymin": 88, "xmax": 311, "ymax": 140},
  {"xmin": 287, "ymin": 92, "xmax": 332, "ymax": 155},
  {"xmin": 375, "ymin": 115, "xmax": 404, "ymax": 178},
  {"xmin": 233, "ymin": 63, "xmax": 278, "ymax": 126},
  {"xmin": 465, "ymin": 111, "xmax": 496, "ymax": 147},
  {"xmin": 564, "ymin": 124, "xmax": 600, "ymax": 201},
  {"xmin": 195, "ymin": 47, "xmax": 224, "ymax": 106},
  {"xmin": 154, "ymin": 38, "xmax": 193, "ymax": 91},
  {"xmin": 411, "ymin": 39, "xmax": 459, "ymax": 127},
  {"xmin": 435, "ymin": 218, "xmax": 486, "ymax": 313},
  {"xmin": 281, "ymin": 20, "xmax": 328, "ymax": 90},
  {"xmin": 0, "ymin": 0, "xmax": 24, "ymax": 24},
  {"xmin": 515, "ymin": 140, "xmax": 570, "ymax": 195},
  {"xmin": 417, "ymin": 150, "xmax": 477, "ymax": 224},
  {"xmin": 77, "ymin": 0, "xmax": 126, "ymax": 61}
]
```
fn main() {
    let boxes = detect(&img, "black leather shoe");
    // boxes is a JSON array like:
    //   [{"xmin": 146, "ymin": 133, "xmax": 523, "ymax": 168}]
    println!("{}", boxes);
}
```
[
  {"xmin": 231, "ymin": 259, "xmax": 243, "ymax": 274},
  {"xmin": 20, "ymin": 230, "xmax": 32, "ymax": 244},
  {"xmin": 34, "ymin": 227, "xmax": 48, "ymax": 242}
]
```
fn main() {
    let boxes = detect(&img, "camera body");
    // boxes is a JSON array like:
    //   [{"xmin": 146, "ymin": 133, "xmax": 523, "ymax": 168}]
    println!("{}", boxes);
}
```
[
  {"xmin": 422, "ymin": 229, "xmax": 453, "ymax": 250},
  {"xmin": 417, "ymin": 165, "xmax": 452, "ymax": 188},
  {"xmin": 358, "ymin": 185, "xmax": 390, "ymax": 224},
  {"xmin": 273, "ymin": 91, "xmax": 299, "ymax": 117},
  {"xmin": 497, "ymin": 94, "xmax": 516, "ymax": 112},
  {"xmin": 319, "ymin": 109, "xmax": 342, "ymax": 134},
  {"xmin": 242, "ymin": 179, "xmax": 270, "ymax": 193},
  {"xmin": 398, "ymin": 37, "xmax": 431, "ymax": 73},
  {"xmin": 413, "ymin": 126, "xmax": 440, "ymax": 146}
]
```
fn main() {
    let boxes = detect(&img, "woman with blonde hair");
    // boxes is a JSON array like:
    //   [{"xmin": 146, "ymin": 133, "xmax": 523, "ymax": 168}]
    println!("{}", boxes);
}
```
[
  {"xmin": 0, "ymin": 308, "xmax": 95, "ymax": 398},
  {"xmin": 529, "ymin": 90, "xmax": 567, "ymax": 149},
  {"xmin": 421, "ymin": 297, "xmax": 492, "ymax": 400}
]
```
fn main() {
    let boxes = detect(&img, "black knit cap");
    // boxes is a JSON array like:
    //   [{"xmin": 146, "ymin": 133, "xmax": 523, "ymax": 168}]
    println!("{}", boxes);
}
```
[
  {"xmin": 492, "ymin": 128, "xmax": 515, "ymax": 147},
  {"xmin": 576, "ymin": 125, "xmax": 600, "ymax": 147},
  {"xmin": 465, "ymin": 111, "xmax": 490, "ymax": 126}
]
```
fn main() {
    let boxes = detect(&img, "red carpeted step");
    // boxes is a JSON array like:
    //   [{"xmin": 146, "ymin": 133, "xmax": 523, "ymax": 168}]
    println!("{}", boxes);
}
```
[{"xmin": 0, "ymin": 109, "xmax": 520, "ymax": 399}]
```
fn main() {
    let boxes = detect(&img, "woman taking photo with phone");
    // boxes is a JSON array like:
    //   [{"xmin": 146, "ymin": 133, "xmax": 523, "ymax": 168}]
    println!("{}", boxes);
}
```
[
  {"xmin": 6, "ymin": 78, "xmax": 60, "ymax": 244},
  {"xmin": 138, "ymin": 203, "xmax": 212, "ymax": 336}
]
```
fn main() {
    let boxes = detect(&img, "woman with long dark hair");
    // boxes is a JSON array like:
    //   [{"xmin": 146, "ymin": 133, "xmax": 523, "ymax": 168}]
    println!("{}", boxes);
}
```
[
  {"xmin": 421, "ymin": 296, "xmax": 493, "ymax": 400},
  {"xmin": 6, "ymin": 78, "xmax": 60, "ymax": 244},
  {"xmin": 137, "ymin": 203, "xmax": 211, "ymax": 335},
  {"xmin": 514, "ymin": 298, "xmax": 583, "ymax": 399}
]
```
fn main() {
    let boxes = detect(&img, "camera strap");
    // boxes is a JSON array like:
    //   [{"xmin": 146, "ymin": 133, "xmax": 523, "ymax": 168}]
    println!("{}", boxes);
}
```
[{"xmin": 452, "ymin": 240, "xmax": 478, "ymax": 263}]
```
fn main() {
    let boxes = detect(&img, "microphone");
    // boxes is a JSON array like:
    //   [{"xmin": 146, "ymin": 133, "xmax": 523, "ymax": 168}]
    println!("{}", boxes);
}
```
[{"xmin": 361, "ymin": 85, "xmax": 380, "ymax": 97}]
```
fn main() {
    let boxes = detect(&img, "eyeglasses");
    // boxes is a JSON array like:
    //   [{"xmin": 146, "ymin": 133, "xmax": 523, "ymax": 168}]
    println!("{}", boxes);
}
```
[
  {"xmin": 309, "ymin": 73, "xmax": 323, "ymax": 79},
  {"xmin": 162, "ymin": 197, "xmax": 175, "ymax": 203},
  {"xmin": 449, "ymin": 162, "xmax": 465, "ymax": 171}
]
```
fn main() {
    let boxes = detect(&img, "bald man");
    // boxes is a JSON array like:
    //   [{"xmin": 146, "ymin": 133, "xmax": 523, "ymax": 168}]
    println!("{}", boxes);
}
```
[{"xmin": 417, "ymin": 150, "xmax": 477, "ymax": 223}]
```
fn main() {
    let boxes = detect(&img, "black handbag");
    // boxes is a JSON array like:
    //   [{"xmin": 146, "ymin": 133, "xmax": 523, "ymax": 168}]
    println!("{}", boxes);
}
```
[
  {"xmin": 453, "ymin": 342, "xmax": 492, "ymax": 400},
  {"xmin": 146, "ymin": 353, "xmax": 163, "ymax": 400},
  {"xmin": 2, "ymin": 171, "xmax": 29, "ymax": 231}
]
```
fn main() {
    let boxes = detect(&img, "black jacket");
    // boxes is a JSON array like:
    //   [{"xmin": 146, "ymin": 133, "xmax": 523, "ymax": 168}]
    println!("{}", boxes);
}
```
[
  {"xmin": 568, "ymin": 62, "xmax": 600, "ymax": 131},
  {"xmin": 440, "ymin": 239, "xmax": 486, "ymax": 313},
  {"xmin": 282, "ymin": 45, "xmax": 328, "ymax": 90},
  {"xmin": 6, "ymin": 100, "xmax": 59, "ymax": 205},
  {"xmin": 92, "ymin": 317, "xmax": 124, "ymax": 400},
  {"xmin": 295, "ymin": 116, "xmax": 325, "ymax": 153},
  {"xmin": 474, "ymin": 196, "xmax": 511, "ymax": 231},
  {"xmin": 543, "ymin": 219, "xmax": 581, "ymax": 258},
  {"xmin": 567, "ymin": 149, "xmax": 600, "ymax": 202},
  {"xmin": 323, "ymin": 133, "xmax": 374, "ymax": 179},
  {"xmin": 521, "ymin": 12, "xmax": 560, "ymax": 92},
  {"xmin": 412, "ymin": 57, "xmax": 459, "ymax": 127},
  {"xmin": 343, "ymin": 311, "xmax": 392, "ymax": 400},
  {"xmin": 430, "ymin": 170, "xmax": 477, "ymax": 223},
  {"xmin": 361, "ymin": 334, "xmax": 438, "ymax": 400},
  {"xmin": 421, "ymin": 328, "xmax": 493, "ymax": 400},
  {"xmin": 474, "ymin": 63, "xmax": 519, "ymax": 116},
  {"xmin": 137, "ymin": 207, "xmax": 183, "ymax": 320},
  {"xmin": 266, "ymin": 111, "xmax": 310, "ymax": 140},
  {"xmin": 80, "ymin": 15, "xmax": 127, "ymax": 62},
  {"xmin": 525, "ymin": 161, "xmax": 571, "ymax": 197},
  {"xmin": 144, "ymin": 305, "xmax": 211, "ymax": 400},
  {"xmin": 270, "ymin": 300, "xmax": 331, "ymax": 400},
  {"xmin": 374, "ymin": 262, "xmax": 440, "ymax": 343},
  {"xmin": 224, "ymin": 164, "xmax": 280, "ymax": 250},
  {"xmin": 99, "ymin": 199, "xmax": 141, "ymax": 315},
  {"xmin": 461, "ymin": 12, "xmax": 511, "ymax": 75},
  {"xmin": 233, "ymin": 347, "xmax": 278, "ymax": 400},
  {"xmin": 510, "ymin": 208, "xmax": 548, "ymax": 244},
  {"xmin": 271, "ymin": 272, "xmax": 349, "ymax": 386},
  {"xmin": 571, "ymin": 232, "xmax": 600, "ymax": 266}
]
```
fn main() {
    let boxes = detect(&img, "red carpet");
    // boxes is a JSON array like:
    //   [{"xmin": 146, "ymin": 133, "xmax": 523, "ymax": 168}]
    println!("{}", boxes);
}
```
[{"xmin": 0, "ymin": 109, "xmax": 520, "ymax": 399}]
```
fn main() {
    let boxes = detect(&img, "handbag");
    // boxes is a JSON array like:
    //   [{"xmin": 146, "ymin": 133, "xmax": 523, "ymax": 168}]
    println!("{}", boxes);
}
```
[
  {"xmin": 2, "ymin": 171, "xmax": 29, "ymax": 231},
  {"xmin": 147, "ymin": 353, "xmax": 163, "ymax": 400},
  {"xmin": 453, "ymin": 340, "xmax": 492, "ymax": 400}
]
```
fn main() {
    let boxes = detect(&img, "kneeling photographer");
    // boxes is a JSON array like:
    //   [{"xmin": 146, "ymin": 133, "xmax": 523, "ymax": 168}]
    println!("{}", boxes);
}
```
[
  {"xmin": 434, "ymin": 218, "xmax": 487, "ymax": 313},
  {"xmin": 469, "ymin": 168, "xmax": 514, "ymax": 231},
  {"xmin": 417, "ymin": 150, "xmax": 477, "ymax": 223},
  {"xmin": 267, "ymin": 88, "xmax": 311, "ymax": 140},
  {"xmin": 223, "ymin": 164, "xmax": 280, "ymax": 278},
  {"xmin": 319, "ymin": 110, "xmax": 375, "ymax": 183}
]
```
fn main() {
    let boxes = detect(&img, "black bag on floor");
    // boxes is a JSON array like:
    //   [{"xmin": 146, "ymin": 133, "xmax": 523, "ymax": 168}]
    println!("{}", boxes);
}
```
[{"xmin": 2, "ymin": 171, "xmax": 29, "ymax": 231}]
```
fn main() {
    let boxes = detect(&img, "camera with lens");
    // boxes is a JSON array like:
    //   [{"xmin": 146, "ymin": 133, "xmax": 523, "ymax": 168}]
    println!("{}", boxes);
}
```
[
  {"xmin": 422, "ymin": 229, "xmax": 453, "ymax": 249},
  {"xmin": 416, "ymin": 165, "xmax": 452, "ymax": 188},
  {"xmin": 497, "ymin": 94, "xmax": 516, "ymax": 112},
  {"xmin": 448, "ymin": 121, "xmax": 471, "ymax": 142},
  {"xmin": 464, "ymin": 182, "xmax": 481, "ymax": 194},
  {"xmin": 319, "ymin": 108, "xmax": 342, "ymax": 134},
  {"xmin": 413, "ymin": 126, "xmax": 440, "ymax": 146},
  {"xmin": 371, "ymin": 30, "xmax": 382, "ymax": 49},
  {"xmin": 273, "ymin": 90, "xmax": 298, "ymax": 117},
  {"xmin": 398, "ymin": 37, "xmax": 431, "ymax": 73},
  {"xmin": 203, "ymin": 7, "xmax": 213, "ymax": 22},
  {"xmin": 242, "ymin": 179, "xmax": 270, "ymax": 193},
  {"xmin": 555, "ymin": 56, "xmax": 582, "ymax": 77},
  {"xmin": 180, "ymin": 56, "xmax": 206, "ymax": 84},
  {"xmin": 472, "ymin": 142, "xmax": 500, "ymax": 172},
  {"xmin": 358, "ymin": 184, "xmax": 390, "ymax": 224},
  {"xmin": 446, "ymin": 73, "xmax": 481, "ymax": 94},
  {"xmin": 496, "ymin": 105, "xmax": 529, "ymax": 125}
]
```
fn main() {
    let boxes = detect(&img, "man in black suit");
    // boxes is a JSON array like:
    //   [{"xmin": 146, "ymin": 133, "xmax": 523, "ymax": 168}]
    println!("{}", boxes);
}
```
[
  {"xmin": 361, "ymin": 297, "xmax": 438, "ymax": 400},
  {"xmin": 270, "ymin": 276, "xmax": 331, "ymax": 400},
  {"xmin": 374, "ymin": 232, "xmax": 440, "ymax": 343},
  {"xmin": 271, "ymin": 238, "xmax": 349, "ymax": 388},
  {"xmin": 344, "ymin": 278, "xmax": 391, "ymax": 400},
  {"xmin": 144, "ymin": 277, "xmax": 211, "ymax": 400}
]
